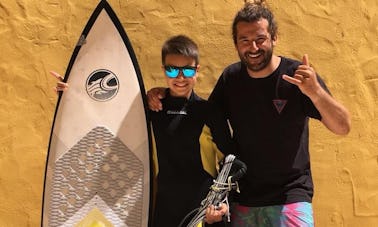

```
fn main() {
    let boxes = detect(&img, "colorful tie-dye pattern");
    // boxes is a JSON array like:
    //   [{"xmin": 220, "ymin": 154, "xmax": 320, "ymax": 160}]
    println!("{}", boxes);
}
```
[{"xmin": 231, "ymin": 202, "xmax": 314, "ymax": 227}]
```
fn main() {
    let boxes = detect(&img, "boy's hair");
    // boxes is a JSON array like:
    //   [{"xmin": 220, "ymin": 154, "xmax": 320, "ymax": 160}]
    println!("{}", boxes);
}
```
[
  {"xmin": 161, "ymin": 35, "xmax": 199, "ymax": 65},
  {"xmin": 232, "ymin": 0, "xmax": 278, "ymax": 44}
]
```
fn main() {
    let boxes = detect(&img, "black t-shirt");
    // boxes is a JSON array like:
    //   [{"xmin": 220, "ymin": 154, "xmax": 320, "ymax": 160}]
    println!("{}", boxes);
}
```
[{"xmin": 209, "ymin": 57, "xmax": 329, "ymax": 206}]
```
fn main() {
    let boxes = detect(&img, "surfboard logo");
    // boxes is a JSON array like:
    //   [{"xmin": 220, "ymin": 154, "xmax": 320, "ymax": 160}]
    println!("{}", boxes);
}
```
[{"xmin": 86, "ymin": 69, "xmax": 119, "ymax": 101}]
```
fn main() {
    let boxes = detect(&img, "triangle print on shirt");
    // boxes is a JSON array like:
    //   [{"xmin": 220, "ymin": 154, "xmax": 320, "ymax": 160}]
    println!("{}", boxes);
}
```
[{"xmin": 272, "ymin": 99, "xmax": 287, "ymax": 114}]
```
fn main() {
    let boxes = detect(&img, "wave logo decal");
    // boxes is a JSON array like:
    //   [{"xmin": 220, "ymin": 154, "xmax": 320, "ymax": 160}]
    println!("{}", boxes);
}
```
[{"xmin": 86, "ymin": 69, "xmax": 119, "ymax": 101}]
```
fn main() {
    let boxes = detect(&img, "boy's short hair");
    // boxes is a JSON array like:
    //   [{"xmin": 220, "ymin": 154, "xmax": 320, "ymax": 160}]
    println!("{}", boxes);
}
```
[
  {"xmin": 161, "ymin": 35, "xmax": 199, "ymax": 65},
  {"xmin": 232, "ymin": 1, "xmax": 278, "ymax": 44}
]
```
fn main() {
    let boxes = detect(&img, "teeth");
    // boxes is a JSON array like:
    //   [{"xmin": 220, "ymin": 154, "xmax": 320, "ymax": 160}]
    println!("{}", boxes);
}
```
[{"xmin": 248, "ymin": 53, "xmax": 260, "ymax": 58}]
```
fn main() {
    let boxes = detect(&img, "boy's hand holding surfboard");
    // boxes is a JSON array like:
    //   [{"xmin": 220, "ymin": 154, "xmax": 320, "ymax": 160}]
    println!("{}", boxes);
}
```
[{"xmin": 50, "ymin": 71, "xmax": 69, "ymax": 93}]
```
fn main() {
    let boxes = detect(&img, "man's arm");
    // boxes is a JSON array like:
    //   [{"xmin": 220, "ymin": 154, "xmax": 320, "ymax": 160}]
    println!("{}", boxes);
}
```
[
  {"xmin": 308, "ymin": 86, "xmax": 350, "ymax": 135},
  {"xmin": 283, "ymin": 54, "xmax": 351, "ymax": 135},
  {"xmin": 146, "ymin": 87, "xmax": 166, "ymax": 112}
]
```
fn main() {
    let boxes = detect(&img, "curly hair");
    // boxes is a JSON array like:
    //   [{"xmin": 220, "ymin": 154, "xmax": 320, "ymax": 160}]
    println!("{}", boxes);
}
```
[{"xmin": 232, "ymin": 0, "xmax": 277, "ymax": 44}]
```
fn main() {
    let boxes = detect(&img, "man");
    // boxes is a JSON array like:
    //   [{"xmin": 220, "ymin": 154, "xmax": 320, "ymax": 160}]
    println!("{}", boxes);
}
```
[{"xmin": 148, "ymin": 1, "xmax": 350, "ymax": 226}]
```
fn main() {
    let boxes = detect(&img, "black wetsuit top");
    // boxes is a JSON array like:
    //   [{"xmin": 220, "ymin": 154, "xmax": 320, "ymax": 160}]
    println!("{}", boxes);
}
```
[
  {"xmin": 209, "ymin": 57, "xmax": 329, "ymax": 207},
  {"xmin": 150, "ymin": 89, "xmax": 233, "ymax": 227}
]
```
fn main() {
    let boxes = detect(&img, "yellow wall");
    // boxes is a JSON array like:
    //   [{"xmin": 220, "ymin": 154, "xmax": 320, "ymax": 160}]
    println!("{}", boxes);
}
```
[{"xmin": 0, "ymin": 0, "xmax": 377, "ymax": 226}]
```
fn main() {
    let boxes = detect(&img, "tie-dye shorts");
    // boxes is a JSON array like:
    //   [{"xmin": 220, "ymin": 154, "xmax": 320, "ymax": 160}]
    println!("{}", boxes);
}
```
[{"xmin": 231, "ymin": 202, "xmax": 314, "ymax": 227}]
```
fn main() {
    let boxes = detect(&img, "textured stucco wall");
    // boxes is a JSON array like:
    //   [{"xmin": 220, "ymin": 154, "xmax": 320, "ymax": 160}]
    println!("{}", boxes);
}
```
[{"xmin": 0, "ymin": 0, "xmax": 377, "ymax": 226}]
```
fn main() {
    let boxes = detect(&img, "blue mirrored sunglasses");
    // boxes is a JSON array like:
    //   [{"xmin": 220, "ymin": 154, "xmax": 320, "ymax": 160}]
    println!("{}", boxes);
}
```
[{"xmin": 164, "ymin": 66, "xmax": 197, "ymax": 78}]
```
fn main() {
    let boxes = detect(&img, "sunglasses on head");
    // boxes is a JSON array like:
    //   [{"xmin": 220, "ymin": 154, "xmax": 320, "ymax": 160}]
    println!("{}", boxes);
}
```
[{"xmin": 164, "ymin": 65, "xmax": 197, "ymax": 78}]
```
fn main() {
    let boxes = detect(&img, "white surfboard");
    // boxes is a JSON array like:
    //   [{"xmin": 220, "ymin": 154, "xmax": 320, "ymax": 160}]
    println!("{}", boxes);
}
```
[{"xmin": 42, "ymin": 1, "xmax": 152, "ymax": 226}]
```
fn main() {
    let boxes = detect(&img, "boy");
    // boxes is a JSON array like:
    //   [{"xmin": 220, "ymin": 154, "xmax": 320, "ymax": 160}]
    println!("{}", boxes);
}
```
[
  {"xmin": 150, "ymin": 35, "xmax": 233, "ymax": 226},
  {"xmin": 51, "ymin": 35, "xmax": 236, "ymax": 226}
]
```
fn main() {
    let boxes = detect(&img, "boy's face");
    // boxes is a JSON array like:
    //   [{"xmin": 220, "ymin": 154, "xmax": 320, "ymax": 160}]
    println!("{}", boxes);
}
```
[{"xmin": 163, "ymin": 54, "xmax": 199, "ymax": 98}]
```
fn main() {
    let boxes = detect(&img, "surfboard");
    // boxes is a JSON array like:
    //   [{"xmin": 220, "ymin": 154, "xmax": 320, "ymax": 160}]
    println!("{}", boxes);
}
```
[{"xmin": 42, "ymin": 1, "xmax": 152, "ymax": 226}]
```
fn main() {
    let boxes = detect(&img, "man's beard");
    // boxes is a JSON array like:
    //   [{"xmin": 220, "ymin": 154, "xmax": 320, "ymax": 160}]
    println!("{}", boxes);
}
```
[{"xmin": 240, "ymin": 47, "xmax": 273, "ymax": 72}]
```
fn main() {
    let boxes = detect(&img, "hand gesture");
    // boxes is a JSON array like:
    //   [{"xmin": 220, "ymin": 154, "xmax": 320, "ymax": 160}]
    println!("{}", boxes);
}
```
[
  {"xmin": 283, "ymin": 54, "xmax": 351, "ymax": 135},
  {"xmin": 282, "ymin": 54, "xmax": 322, "ymax": 99}
]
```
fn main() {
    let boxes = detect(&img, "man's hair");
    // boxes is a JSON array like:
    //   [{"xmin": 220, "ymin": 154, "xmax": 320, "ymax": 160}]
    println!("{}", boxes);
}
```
[
  {"xmin": 232, "ymin": 0, "xmax": 278, "ymax": 44},
  {"xmin": 161, "ymin": 35, "xmax": 199, "ymax": 65}
]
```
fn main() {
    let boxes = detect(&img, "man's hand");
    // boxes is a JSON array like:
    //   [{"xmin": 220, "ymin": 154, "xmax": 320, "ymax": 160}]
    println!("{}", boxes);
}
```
[
  {"xmin": 204, "ymin": 203, "xmax": 228, "ymax": 224},
  {"xmin": 50, "ymin": 71, "xmax": 69, "ymax": 93},
  {"xmin": 146, "ymin": 87, "xmax": 166, "ymax": 111},
  {"xmin": 282, "ymin": 54, "xmax": 322, "ymax": 99},
  {"xmin": 283, "ymin": 54, "xmax": 351, "ymax": 135}
]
